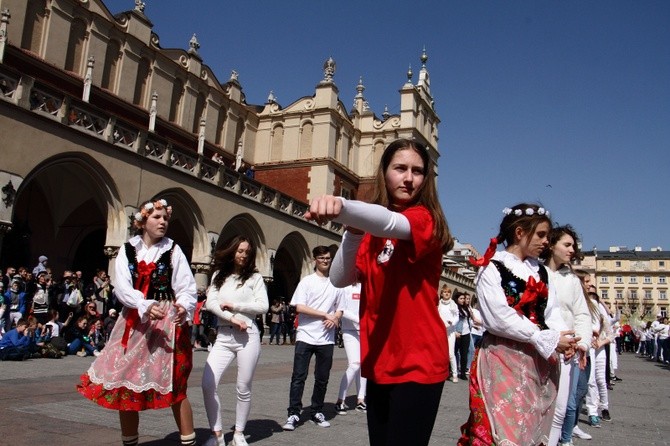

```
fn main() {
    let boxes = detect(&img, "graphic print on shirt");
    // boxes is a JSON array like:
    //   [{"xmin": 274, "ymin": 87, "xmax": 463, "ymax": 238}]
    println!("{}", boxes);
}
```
[{"xmin": 376, "ymin": 239, "xmax": 395, "ymax": 264}]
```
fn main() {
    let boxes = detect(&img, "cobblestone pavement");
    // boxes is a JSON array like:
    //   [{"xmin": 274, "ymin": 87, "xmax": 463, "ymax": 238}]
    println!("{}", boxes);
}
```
[{"xmin": 0, "ymin": 343, "xmax": 668, "ymax": 445}]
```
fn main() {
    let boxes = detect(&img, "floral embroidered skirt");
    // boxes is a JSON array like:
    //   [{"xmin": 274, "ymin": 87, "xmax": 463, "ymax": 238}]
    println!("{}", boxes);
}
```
[
  {"xmin": 458, "ymin": 333, "xmax": 559, "ymax": 446},
  {"xmin": 77, "ymin": 304, "xmax": 193, "ymax": 411}
]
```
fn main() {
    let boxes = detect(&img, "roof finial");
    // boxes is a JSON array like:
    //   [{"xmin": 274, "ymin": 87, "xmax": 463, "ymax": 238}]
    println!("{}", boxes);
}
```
[
  {"xmin": 421, "ymin": 46, "xmax": 428, "ymax": 68},
  {"xmin": 134, "ymin": 0, "xmax": 146, "ymax": 13},
  {"xmin": 382, "ymin": 105, "xmax": 390, "ymax": 121},
  {"xmin": 323, "ymin": 56, "xmax": 336, "ymax": 83},
  {"xmin": 188, "ymin": 33, "xmax": 200, "ymax": 55},
  {"xmin": 267, "ymin": 90, "xmax": 276, "ymax": 103},
  {"xmin": 355, "ymin": 76, "xmax": 365, "ymax": 98}
]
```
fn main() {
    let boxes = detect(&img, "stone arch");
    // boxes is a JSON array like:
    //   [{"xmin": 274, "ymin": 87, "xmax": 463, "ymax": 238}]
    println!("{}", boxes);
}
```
[
  {"xmin": 1, "ymin": 153, "xmax": 125, "ymax": 280},
  {"xmin": 299, "ymin": 120, "xmax": 313, "ymax": 158},
  {"xmin": 271, "ymin": 231, "xmax": 311, "ymax": 302},
  {"xmin": 216, "ymin": 213, "xmax": 268, "ymax": 276},
  {"xmin": 270, "ymin": 123, "xmax": 284, "ymax": 161},
  {"xmin": 64, "ymin": 17, "xmax": 88, "ymax": 74}
]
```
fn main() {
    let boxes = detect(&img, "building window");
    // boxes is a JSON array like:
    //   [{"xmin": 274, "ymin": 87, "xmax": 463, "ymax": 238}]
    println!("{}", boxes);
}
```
[
  {"xmin": 600, "ymin": 276, "xmax": 608, "ymax": 284},
  {"xmin": 340, "ymin": 188, "xmax": 352, "ymax": 200},
  {"xmin": 644, "ymin": 276, "xmax": 652, "ymax": 284},
  {"xmin": 630, "ymin": 290, "xmax": 637, "ymax": 300},
  {"xmin": 601, "ymin": 290, "xmax": 608, "ymax": 300},
  {"xmin": 660, "ymin": 261, "xmax": 666, "ymax": 268},
  {"xmin": 615, "ymin": 290, "xmax": 623, "ymax": 300},
  {"xmin": 660, "ymin": 276, "xmax": 667, "ymax": 284},
  {"xmin": 629, "ymin": 276, "xmax": 637, "ymax": 284},
  {"xmin": 660, "ymin": 290, "xmax": 667, "ymax": 300},
  {"xmin": 645, "ymin": 290, "xmax": 652, "ymax": 300},
  {"xmin": 615, "ymin": 261, "xmax": 622, "ymax": 267},
  {"xmin": 615, "ymin": 276, "xmax": 623, "ymax": 284},
  {"xmin": 660, "ymin": 307, "xmax": 667, "ymax": 317}
]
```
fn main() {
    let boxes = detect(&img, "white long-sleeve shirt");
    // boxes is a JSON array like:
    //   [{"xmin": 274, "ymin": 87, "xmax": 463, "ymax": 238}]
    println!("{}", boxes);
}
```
[
  {"xmin": 340, "ymin": 282, "xmax": 362, "ymax": 331},
  {"xmin": 548, "ymin": 266, "xmax": 591, "ymax": 352},
  {"xmin": 438, "ymin": 298, "xmax": 459, "ymax": 335},
  {"xmin": 113, "ymin": 236, "xmax": 197, "ymax": 322},
  {"xmin": 476, "ymin": 251, "xmax": 567, "ymax": 359},
  {"xmin": 205, "ymin": 272, "xmax": 269, "ymax": 327}
]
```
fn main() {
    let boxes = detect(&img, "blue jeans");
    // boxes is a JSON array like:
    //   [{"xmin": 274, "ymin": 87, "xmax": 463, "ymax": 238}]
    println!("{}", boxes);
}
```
[
  {"xmin": 565, "ymin": 357, "xmax": 591, "ymax": 436},
  {"xmin": 560, "ymin": 359, "xmax": 582, "ymax": 442},
  {"xmin": 67, "ymin": 338, "xmax": 96, "ymax": 356},
  {"xmin": 270, "ymin": 322, "xmax": 282, "ymax": 344},
  {"xmin": 287, "ymin": 341, "xmax": 334, "ymax": 416}
]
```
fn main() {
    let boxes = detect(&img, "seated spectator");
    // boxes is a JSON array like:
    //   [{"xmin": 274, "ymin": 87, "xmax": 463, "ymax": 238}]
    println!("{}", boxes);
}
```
[
  {"xmin": 4, "ymin": 279, "xmax": 27, "ymax": 332},
  {"xmin": 65, "ymin": 316, "xmax": 100, "ymax": 357},
  {"xmin": 88, "ymin": 318, "xmax": 106, "ymax": 351},
  {"xmin": 0, "ymin": 318, "xmax": 35, "ymax": 360},
  {"xmin": 45, "ymin": 309, "xmax": 71, "ymax": 354},
  {"xmin": 103, "ymin": 309, "xmax": 118, "ymax": 341},
  {"xmin": 84, "ymin": 301, "xmax": 100, "ymax": 321}
]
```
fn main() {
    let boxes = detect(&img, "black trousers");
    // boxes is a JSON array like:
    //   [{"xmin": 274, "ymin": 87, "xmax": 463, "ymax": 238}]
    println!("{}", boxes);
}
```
[
  {"xmin": 287, "ymin": 341, "xmax": 334, "ymax": 416},
  {"xmin": 366, "ymin": 380, "xmax": 444, "ymax": 446}
]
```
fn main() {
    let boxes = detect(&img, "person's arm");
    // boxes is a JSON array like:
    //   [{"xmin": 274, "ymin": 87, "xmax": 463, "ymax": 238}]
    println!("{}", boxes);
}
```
[
  {"xmin": 171, "ymin": 243, "xmax": 197, "ymax": 322},
  {"xmin": 227, "ymin": 274, "xmax": 270, "ymax": 320},
  {"xmin": 205, "ymin": 276, "xmax": 234, "ymax": 323},
  {"xmin": 570, "ymin": 276, "xmax": 592, "ymax": 353}
]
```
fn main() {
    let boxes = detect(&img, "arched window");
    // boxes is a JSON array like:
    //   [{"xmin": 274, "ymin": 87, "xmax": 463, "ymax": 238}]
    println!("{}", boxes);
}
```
[
  {"xmin": 299, "ymin": 121, "xmax": 313, "ymax": 158},
  {"xmin": 133, "ymin": 57, "xmax": 151, "ymax": 106},
  {"xmin": 101, "ymin": 40, "xmax": 121, "ymax": 91},
  {"xmin": 64, "ymin": 18, "xmax": 87, "ymax": 74},
  {"xmin": 192, "ymin": 92, "xmax": 206, "ymax": 133},
  {"xmin": 271, "ymin": 124, "xmax": 284, "ymax": 161},
  {"xmin": 215, "ymin": 106, "xmax": 227, "ymax": 146},
  {"xmin": 21, "ymin": 0, "xmax": 47, "ymax": 54},
  {"xmin": 169, "ymin": 78, "xmax": 184, "ymax": 123}
]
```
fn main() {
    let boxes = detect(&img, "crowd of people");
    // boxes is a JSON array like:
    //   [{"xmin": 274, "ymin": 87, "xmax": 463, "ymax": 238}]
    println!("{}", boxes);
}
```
[{"xmin": 2, "ymin": 137, "xmax": 665, "ymax": 446}]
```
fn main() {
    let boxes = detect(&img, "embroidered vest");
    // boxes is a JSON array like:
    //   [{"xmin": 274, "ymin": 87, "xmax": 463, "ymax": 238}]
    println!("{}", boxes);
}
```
[
  {"xmin": 124, "ymin": 242, "xmax": 176, "ymax": 302},
  {"xmin": 491, "ymin": 259, "xmax": 549, "ymax": 330}
]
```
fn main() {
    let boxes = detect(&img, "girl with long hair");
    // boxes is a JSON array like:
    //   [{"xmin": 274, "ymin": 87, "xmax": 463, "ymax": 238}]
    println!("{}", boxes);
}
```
[
  {"xmin": 78, "ymin": 198, "xmax": 198, "ymax": 446},
  {"xmin": 201, "ymin": 236, "xmax": 269, "ymax": 446},
  {"xmin": 458, "ymin": 204, "xmax": 576, "ymax": 446},
  {"xmin": 540, "ymin": 226, "xmax": 592, "ymax": 446},
  {"xmin": 305, "ymin": 138, "xmax": 453, "ymax": 446},
  {"xmin": 454, "ymin": 291, "xmax": 472, "ymax": 381}
]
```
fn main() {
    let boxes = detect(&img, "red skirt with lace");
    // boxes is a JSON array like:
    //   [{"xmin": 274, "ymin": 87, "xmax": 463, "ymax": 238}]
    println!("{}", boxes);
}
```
[{"xmin": 77, "ymin": 322, "xmax": 192, "ymax": 411}]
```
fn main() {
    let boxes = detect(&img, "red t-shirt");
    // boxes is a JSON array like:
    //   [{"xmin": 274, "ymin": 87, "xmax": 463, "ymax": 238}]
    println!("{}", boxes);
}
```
[{"xmin": 356, "ymin": 205, "xmax": 448, "ymax": 384}]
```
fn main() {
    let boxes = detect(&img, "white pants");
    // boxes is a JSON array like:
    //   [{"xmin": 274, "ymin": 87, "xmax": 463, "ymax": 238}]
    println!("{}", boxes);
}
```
[
  {"xmin": 448, "ymin": 331, "xmax": 458, "ymax": 378},
  {"xmin": 338, "ymin": 329, "xmax": 367, "ymax": 401},
  {"xmin": 609, "ymin": 343, "xmax": 618, "ymax": 376},
  {"xmin": 548, "ymin": 356, "xmax": 575, "ymax": 446},
  {"xmin": 202, "ymin": 325, "xmax": 261, "ymax": 432},
  {"xmin": 585, "ymin": 346, "xmax": 608, "ymax": 415}
]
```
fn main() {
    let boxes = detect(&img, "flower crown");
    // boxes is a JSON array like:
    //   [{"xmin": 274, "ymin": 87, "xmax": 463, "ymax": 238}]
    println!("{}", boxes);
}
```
[
  {"xmin": 502, "ymin": 207, "xmax": 549, "ymax": 217},
  {"xmin": 134, "ymin": 199, "xmax": 173, "ymax": 223}
]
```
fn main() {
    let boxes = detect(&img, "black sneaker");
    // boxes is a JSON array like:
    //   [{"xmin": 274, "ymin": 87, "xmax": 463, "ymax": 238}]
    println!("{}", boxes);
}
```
[
  {"xmin": 335, "ymin": 402, "xmax": 348, "ymax": 415},
  {"xmin": 601, "ymin": 409, "xmax": 611, "ymax": 421},
  {"xmin": 355, "ymin": 402, "xmax": 367, "ymax": 413},
  {"xmin": 612, "ymin": 376, "xmax": 623, "ymax": 382}
]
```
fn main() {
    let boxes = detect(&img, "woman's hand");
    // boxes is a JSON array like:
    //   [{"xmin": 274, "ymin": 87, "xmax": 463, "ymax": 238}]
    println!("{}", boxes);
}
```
[
  {"xmin": 172, "ymin": 303, "xmax": 186, "ymax": 325},
  {"xmin": 577, "ymin": 344, "xmax": 588, "ymax": 370},
  {"xmin": 230, "ymin": 315, "xmax": 248, "ymax": 331},
  {"xmin": 305, "ymin": 195, "xmax": 343, "ymax": 225},
  {"xmin": 148, "ymin": 302, "xmax": 167, "ymax": 321},
  {"xmin": 556, "ymin": 330, "xmax": 578, "ymax": 358}
]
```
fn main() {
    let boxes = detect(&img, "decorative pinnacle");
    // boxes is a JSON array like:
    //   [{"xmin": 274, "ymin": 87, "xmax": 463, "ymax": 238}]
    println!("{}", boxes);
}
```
[
  {"xmin": 355, "ymin": 76, "xmax": 365, "ymax": 98},
  {"xmin": 188, "ymin": 34, "xmax": 200, "ymax": 54},
  {"xmin": 421, "ymin": 46, "xmax": 428, "ymax": 67},
  {"xmin": 407, "ymin": 64, "xmax": 413, "ymax": 82}
]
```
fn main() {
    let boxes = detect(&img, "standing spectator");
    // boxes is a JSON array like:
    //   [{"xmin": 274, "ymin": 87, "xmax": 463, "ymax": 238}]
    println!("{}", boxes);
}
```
[
  {"xmin": 77, "ymin": 198, "xmax": 198, "ymax": 446},
  {"xmin": 269, "ymin": 299, "xmax": 284, "ymax": 345},
  {"xmin": 0, "ymin": 281, "xmax": 5, "ymax": 335},
  {"xmin": 335, "ymin": 281, "xmax": 367, "ymax": 415},
  {"xmin": 201, "ymin": 235, "xmax": 269, "ymax": 446},
  {"xmin": 585, "ymin": 291, "xmax": 612, "ymax": 427},
  {"xmin": 454, "ymin": 292, "xmax": 472, "ymax": 381},
  {"xmin": 282, "ymin": 245, "xmax": 345, "ymax": 432},
  {"xmin": 191, "ymin": 286, "xmax": 208, "ymax": 349},
  {"xmin": 438, "ymin": 285, "xmax": 459, "ymax": 383},
  {"xmin": 306, "ymin": 139, "xmax": 454, "ymax": 446},
  {"xmin": 92, "ymin": 269, "xmax": 113, "ymax": 316},
  {"xmin": 32, "ymin": 255, "xmax": 48, "ymax": 276},
  {"xmin": 2, "ymin": 266, "xmax": 15, "ymax": 289},
  {"xmin": 32, "ymin": 271, "xmax": 51, "ymax": 324},
  {"xmin": 281, "ymin": 298, "xmax": 292, "ymax": 345}
]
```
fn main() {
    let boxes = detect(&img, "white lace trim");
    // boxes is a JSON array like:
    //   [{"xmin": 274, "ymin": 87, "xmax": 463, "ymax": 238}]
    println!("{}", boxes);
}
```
[
  {"xmin": 88, "ymin": 366, "xmax": 173, "ymax": 394},
  {"xmin": 530, "ymin": 329, "xmax": 560, "ymax": 360}
]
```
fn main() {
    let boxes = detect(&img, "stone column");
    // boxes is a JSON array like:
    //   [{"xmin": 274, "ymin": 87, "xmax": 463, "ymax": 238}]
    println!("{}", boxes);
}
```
[{"xmin": 191, "ymin": 262, "xmax": 211, "ymax": 292}]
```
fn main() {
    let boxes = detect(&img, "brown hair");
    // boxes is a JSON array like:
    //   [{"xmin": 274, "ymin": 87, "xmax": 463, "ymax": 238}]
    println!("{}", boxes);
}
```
[
  {"xmin": 497, "ymin": 203, "xmax": 551, "ymax": 247},
  {"xmin": 212, "ymin": 235, "xmax": 258, "ymax": 289},
  {"xmin": 369, "ymin": 138, "xmax": 453, "ymax": 251}
]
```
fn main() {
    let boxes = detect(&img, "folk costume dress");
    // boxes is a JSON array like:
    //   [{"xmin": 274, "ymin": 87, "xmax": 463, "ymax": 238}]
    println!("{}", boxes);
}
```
[
  {"xmin": 77, "ymin": 236, "xmax": 197, "ymax": 411},
  {"xmin": 458, "ymin": 250, "xmax": 566, "ymax": 446}
]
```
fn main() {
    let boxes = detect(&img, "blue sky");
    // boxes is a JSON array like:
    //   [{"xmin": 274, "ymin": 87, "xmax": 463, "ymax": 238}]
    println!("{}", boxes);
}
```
[{"xmin": 105, "ymin": 1, "xmax": 669, "ymax": 253}]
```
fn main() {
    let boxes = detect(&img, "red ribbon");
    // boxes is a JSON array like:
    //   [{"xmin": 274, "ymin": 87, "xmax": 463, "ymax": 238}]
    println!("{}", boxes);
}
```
[
  {"xmin": 513, "ymin": 276, "xmax": 548, "ymax": 325},
  {"xmin": 121, "ymin": 261, "xmax": 157, "ymax": 350},
  {"xmin": 469, "ymin": 238, "xmax": 498, "ymax": 267}
]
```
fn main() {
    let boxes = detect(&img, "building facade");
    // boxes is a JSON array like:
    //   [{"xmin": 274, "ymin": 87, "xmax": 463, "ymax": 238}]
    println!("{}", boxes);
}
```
[
  {"xmin": 582, "ymin": 247, "xmax": 669, "ymax": 320},
  {"xmin": 0, "ymin": 0, "xmax": 468, "ymax": 299}
]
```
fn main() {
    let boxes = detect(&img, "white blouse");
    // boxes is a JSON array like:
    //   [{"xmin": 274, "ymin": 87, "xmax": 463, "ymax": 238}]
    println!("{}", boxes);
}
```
[
  {"xmin": 113, "ymin": 236, "xmax": 197, "ymax": 322},
  {"xmin": 548, "ymin": 266, "xmax": 592, "ymax": 352},
  {"xmin": 476, "ymin": 251, "xmax": 567, "ymax": 359},
  {"xmin": 205, "ymin": 272, "xmax": 269, "ymax": 327}
]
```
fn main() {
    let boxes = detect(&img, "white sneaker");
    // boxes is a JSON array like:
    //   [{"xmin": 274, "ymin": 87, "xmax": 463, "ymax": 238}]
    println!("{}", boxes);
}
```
[
  {"xmin": 282, "ymin": 414, "xmax": 300, "ymax": 431},
  {"xmin": 231, "ymin": 432, "xmax": 248, "ymax": 446},
  {"xmin": 202, "ymin": 434, "xmax": 224, "ymax": 446},
  {"xmin": 451, "ymin": 375, "xmax": 459, "ymax": 383},
  {"xmin": 310, "ymin": 412, "xmax": 331, "ymax": 428},
  {"xmin": 558, "ymin": 442, "xmax": 574, "ymax": 446},
  {"xmin": 93, "ymin": 350, "xmax": 101, "ymax": 357},
  {"xmin": 572, "ymin": 425, "xmax": 593, "ymax": 440}
]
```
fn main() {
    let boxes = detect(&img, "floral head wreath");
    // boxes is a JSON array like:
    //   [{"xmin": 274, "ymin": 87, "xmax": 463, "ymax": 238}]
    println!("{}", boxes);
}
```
[
  {"xmin": 502, "ymin": 206, "xmax": 550, "ymax": 217},
  {"xmin": 133, "ymin": 199, "xmax": 173, "ymax": 228}
]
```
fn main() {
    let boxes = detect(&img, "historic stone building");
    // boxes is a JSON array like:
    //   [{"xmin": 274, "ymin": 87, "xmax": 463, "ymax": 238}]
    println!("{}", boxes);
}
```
[
  {"xmin": 0, "ymin": 0, "xmax": 472, "ymax": 297},
  {"xmin": 581, "ymin": 247, "xmax": 669, "ymax": 320}
]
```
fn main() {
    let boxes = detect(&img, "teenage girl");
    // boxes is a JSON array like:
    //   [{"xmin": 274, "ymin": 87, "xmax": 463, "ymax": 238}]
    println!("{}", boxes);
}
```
[
  {"xmin": 201, "ymin": 235, "xmax": 269, "ymax": 446},
  {"xmin": 305, "ymin": 138, "xmax": 453, "ymax": 446},
  {"xmin": 458, "ymin": 204, "xmax": 576, "ymax": 446}
]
